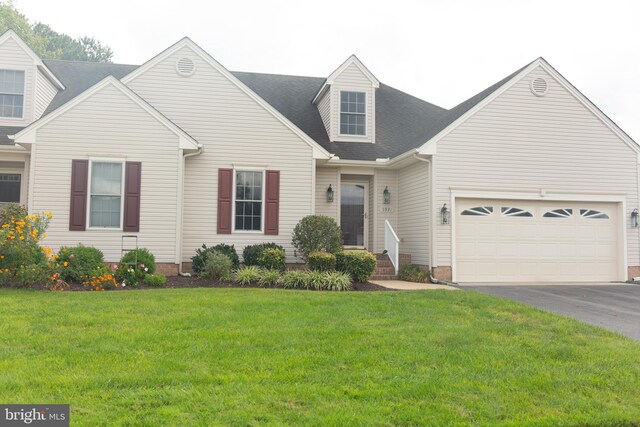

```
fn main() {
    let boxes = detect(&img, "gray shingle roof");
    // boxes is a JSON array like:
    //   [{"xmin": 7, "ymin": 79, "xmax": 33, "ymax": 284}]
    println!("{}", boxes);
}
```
[
  {"xmin": 0, "ymin": 126, "xmax": 24, "ymax": 145},
  {"xmin": 2, "ymin": 58, "xmax": 530, "ymax": 160}
]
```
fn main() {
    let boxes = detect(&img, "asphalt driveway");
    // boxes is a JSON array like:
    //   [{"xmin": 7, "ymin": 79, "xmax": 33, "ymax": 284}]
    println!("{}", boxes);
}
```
[{"xmin": 460, "ymin": 284, "xmax": 640, "ymax": 340}]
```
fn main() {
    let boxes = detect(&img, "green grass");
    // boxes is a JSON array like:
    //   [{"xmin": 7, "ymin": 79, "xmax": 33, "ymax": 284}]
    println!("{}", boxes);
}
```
[{"xmin": 1, "ymin": 288, "xmax": 639, "ymax": 426}]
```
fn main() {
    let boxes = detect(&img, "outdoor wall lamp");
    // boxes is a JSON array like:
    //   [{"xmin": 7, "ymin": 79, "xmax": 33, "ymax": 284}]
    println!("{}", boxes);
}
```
[
  {"xmin": 326, "ymin": 184, "xmax": 334, "ymax": 203},
  {"xmin": 441, "ymin": 203, "xmax": 450, "ymax": 225},
  {"xmin": 632, "ymin": 208, "xmax": 639, "ymax": 228},
  {"xmin": 383, "ymin": 186, "xmax": 391, "ymax": 204}
]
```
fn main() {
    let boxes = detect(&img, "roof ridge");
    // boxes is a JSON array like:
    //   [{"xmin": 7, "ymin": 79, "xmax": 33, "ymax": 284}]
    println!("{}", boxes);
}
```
[
  {"xmin": 231, "ymin": 69, "xmax": 325, "ymax": 80},
  {"xmin": 42, "ymin": 59, "xmax": 139, "ymax": 67}
]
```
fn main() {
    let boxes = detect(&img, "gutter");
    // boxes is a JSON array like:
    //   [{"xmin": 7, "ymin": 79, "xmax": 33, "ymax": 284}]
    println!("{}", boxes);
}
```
[{"xmin": 177, "ymin": 145, "xmax": 204, "ymax": 276}]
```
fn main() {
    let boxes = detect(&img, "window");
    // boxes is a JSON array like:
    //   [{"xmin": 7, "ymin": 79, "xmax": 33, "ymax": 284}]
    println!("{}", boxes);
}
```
[
  {"xmin": 543, "ymin": 208, "xmax": 573, "ymax": 218},
  {"xmin": 340, "ymin": 91, "xmax": 366, "ymax": 135},
  {"xmin": 0, "ymin": 174, "xmax": 20, "ymax": 203},
  {"xmin": 501, "ymin": 207, "xmax": 533, "ymax": 217},
  {"xmin": 89, "ymin": 162, "xmax": 123, "ymax": 228},
  {"xmin": 0, "ymin": 70, "xmax": 25, "ymax": 118},
  {"xmin": 461, "ymin": 206, "xmax": 493, "ymax": 216},
  {"xmin": 580, "ymin": 209, "xmax": 609, "ymax": 219},
  {"xmin": 234, "ymin": 170, "xmax": 263, "ymax": 231}
]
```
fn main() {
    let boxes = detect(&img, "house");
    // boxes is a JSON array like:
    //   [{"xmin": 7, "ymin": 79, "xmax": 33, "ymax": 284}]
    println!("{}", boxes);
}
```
[{"xmin": 1, "ymin": 29, "xmax": 638, "ymax": 283}]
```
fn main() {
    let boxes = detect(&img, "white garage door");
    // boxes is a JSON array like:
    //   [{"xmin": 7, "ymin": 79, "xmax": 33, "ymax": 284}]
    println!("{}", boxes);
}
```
[{"xmin": 455, "ymin": 199, "xmax": 620, "ymax": 282}]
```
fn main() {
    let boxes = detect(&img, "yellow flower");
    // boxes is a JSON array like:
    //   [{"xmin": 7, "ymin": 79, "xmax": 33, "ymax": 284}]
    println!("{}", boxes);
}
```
[{"xmin": 63, "ymin": 262, "xmax": 68, "ymax": 267}]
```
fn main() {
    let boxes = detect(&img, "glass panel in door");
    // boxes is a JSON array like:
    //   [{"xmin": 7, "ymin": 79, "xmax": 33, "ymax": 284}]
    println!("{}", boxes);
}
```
[{"xmin": 341, "ymin": 183, "xmax": 365, "ymax": 246}]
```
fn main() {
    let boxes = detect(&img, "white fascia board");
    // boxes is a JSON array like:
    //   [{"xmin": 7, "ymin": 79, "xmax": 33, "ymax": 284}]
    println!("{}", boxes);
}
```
[
  {"xmin": 311, "ymin": 83, "xmax": 329, "ymax": 105},
  {"xmin": 121, "ymin": 37, "xmax": 331, "ymax": 160},
  {"xmin": 0, "ymin": 30, "xmax": 65, "ymax": 89},
  {"xmin": 13, "ymin": 76, "xmax": 200, "ymax": 150},
  {"xmin": 0, "ymin": 144, "xmax": 29, "ymax": 153}
]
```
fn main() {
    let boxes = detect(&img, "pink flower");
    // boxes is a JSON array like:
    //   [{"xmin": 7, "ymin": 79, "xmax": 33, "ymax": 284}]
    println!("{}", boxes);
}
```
[
  {"xmin": 140, "ymin": 264, "xmax": 145, "ymax": 268},
  {"xmin": 55, "ymin": 273, "xmax": 60, "ymax": 278},
  {"xmin": 69, "ymin": 254, "xmax": 75, "ymax": 260},
  {"xmin": 111, "ymin": 264, "xmax": 118, "ymax": 270}
]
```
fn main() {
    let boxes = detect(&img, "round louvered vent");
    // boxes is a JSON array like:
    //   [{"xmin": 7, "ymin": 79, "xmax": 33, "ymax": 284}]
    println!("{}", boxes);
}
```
[
  {"xmin": 530, "ymin": 77, "xmax": 548, "ymax": 96},
  {"xmin": 176, "ymin": 57, "xmax": 195, "ymax": 76}
]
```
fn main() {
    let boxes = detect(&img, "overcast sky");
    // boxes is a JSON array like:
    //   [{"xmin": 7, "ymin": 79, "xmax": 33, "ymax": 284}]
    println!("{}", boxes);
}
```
[{"xmin": 14, "ymin": 0, "xmax": 640, "ymax": 142}]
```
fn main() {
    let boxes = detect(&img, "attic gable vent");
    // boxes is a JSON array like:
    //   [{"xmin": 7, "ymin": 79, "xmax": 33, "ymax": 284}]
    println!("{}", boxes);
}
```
[
  {"xmin": 530, "ymin": 77, "xmax": 548, "ymax": 96},
  {"xmin": 176, "ymin": 57, "xmax": 195, "ymax": 77}
]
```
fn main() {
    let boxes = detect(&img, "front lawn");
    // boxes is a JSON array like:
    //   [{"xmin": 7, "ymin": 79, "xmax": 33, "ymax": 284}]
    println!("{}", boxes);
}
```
[{"xmin": 1, "ymin": 288, "xmax": 639, "ymax": 426}]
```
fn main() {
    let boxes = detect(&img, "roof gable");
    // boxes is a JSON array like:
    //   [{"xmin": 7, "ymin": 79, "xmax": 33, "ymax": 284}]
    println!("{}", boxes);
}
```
[
  {"xmin": 0, "ymin": 29, "xmax": 65, "ymax": 90},
  {"xmin": 121, "ymin": 37, "xmax": 331, "ymax": 159},
  {"xmin": 312, "ymin": 55, "xmax": 380, "ymax": 104},
  {"xmin": 12, "ymin": 76, "xmax": 199, "ymax": 150}
]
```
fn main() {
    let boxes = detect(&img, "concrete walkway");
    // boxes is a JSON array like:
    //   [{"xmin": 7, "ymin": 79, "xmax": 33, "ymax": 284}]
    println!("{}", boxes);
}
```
[{"xmin": 369, "ymin": 280, "xmax": 459, "ymax": 290}]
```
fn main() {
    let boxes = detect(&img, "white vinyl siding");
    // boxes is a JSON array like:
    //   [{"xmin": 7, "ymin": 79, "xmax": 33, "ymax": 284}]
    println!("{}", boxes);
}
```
[
  {"xmin": 372, "ymin": 169, "xmax": 397, "ymax": 253},
  {"xmin": 317, "ymin": 91, "xmax": 331, "ymax": 137},
  {"xmin": 329, "ymin": 62, "xmax": 374, "ymax": 143},
  {"xmin": 34, "ymin": 68, "xmax": 58, "ymax": 119},
  {"xmin": 0, "ymin": 37, "xmax": 34, "ymax": 125},
  {"xmin": 315, "ymin": 167, "xmax": 339, "ymax": 219},
  {"xmin": 125, "ymin": 45, "xmax": 315, "ymax": 263},
  {"xmin": 434, "ymin": 65, "xmax": 639, "ymax": 270},
  {"xmin": 398, "ymin": 161, "xmax": 430, "ymax": 266},
  {"xmin": 31, "ymin": 84, "xmax": 182, "ymax": 262}
]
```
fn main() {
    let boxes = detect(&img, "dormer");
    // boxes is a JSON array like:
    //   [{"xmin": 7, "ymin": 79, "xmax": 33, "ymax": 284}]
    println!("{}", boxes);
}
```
[
  {"xmin": 0, "ymin": 30, "xmax": 64, "ymax": 127},
  {"xmin": 313, "ymin": 55, "xmax": 379, "ymax": 144}
]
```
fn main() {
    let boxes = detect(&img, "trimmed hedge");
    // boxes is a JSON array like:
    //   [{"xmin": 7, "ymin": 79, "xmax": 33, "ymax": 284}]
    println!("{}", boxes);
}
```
[
  {"xmin": 200, "ymin": 251, "xmax": 233, "ymax": 281},
  {"xmin": 258, "ymin": 247, "xmax": 286, "ymax": 271},
  {"xmin": 242, "ymin": 243, "xmax": 284, "ymax": 266},
  {"xmin": 336, "ymin": 251, "xmax": 376, "ymax": 283},
  {"xmin": 192, "ymin": 243, "xmax": 239, "ymax": 272},
  {"xmin": 308, "ymin": 251, "xmax": 336, "ymax": 271},
  {"xmin": 121, "ymin": 248, "xmax": 156, "ymax": 274},
  {"xmin": 291, "ymin": 215, "xmax": 343, "ymax": 260}
]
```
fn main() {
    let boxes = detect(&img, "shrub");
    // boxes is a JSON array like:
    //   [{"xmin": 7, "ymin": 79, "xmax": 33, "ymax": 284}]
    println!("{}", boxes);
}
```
[
  {"xmin": 291, "ymin": 215, "xmax": 343, "ymax": 260},
  {"xmin": 308, "ymin": 251, "xmax": 336, "ymax": 271},
  {"xmin": 121, "ymin": 248, "xmax": 156, "ymax": 274},
  {"xmin": 200, "ymin": 251, "xmax": 233, "ymax": 281},
  {"xmin": 323, "ymin": 271, "xmax": 352, "ymax": 291},
  {"xmin": 258, "ymin": 269, "xmax": 281, "ymax": 287},
  {"xmin": 145, "ymin": 273, "xmax": 167, "ymax": 287},
  {"xmin": 242, "ymin": 242, "xmax": 284, "ymax": 266},
  {"xmin": 114, "ymin": 263, "xmax": 144, "ymax": 287},
  {"xmin": 57, "ymin": 245, "xmax": 105, "ymax": 283},
  {"xmin": 0, "ymin": 203, "xmax": 27, "ymax": 226},
  {"xmin": 258, "ymin": 247, "xmax": 286, "ymax": 271},
  {"xmin": 234, "ymin": 266, "xmax": 261, "ymax": 286},
  {"xmin": 0, "ymin": 211, "xmax": 52, "ymax": 286},
  {"xmin": 398, "ymin": 264, "xmax": 430, "ymax": 283},
  {"xmin": 192, "ymin": 243, "xmax": 239, "ymax": 272},
  {"xmin": 82, "ymin": 269, "xmax": 118, "ymax": 291},
  {"xmin": 336, "ymin": 251, "xmax": 376, "ymax": 282}
]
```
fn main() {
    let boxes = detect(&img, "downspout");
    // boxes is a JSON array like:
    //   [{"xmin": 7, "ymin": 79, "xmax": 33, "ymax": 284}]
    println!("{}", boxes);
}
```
[
  {"xmin": 413, "ymin": 154, "xmax": 445, "ymax": 285},
  {"xmin": 178, "ymin": 145, "xmax": 204, "ymax": 276}
]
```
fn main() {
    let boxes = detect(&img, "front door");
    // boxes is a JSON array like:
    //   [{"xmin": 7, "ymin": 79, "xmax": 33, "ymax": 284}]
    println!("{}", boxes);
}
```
[{"xmin": 340, "ymin": 182, "xmax": 367, "ymax": 247}]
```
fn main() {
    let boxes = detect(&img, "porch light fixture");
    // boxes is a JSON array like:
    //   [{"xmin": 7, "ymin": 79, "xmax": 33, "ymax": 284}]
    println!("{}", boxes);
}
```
[
  {"xmin": 326, "ymin": 184, "xmax": 334, "ymax": 203},
  {"xmin": 632, "ymin": 208, "xmax": 639, "ymax": 228},
  {"xmin": 441, "ymin": 203, "xmax": 450, "ymax": 225},
  {"xmin": 383, "ymin": 186, "xmax": 391, "ymax": 204}
]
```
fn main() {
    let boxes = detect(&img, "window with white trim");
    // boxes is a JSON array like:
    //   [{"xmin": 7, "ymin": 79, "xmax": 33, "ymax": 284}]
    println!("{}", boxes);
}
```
[
  {"xmin": 0, "ymin": 70, "xmax": 25, "ymax": 118},
  {"xmin": 89, "ymin": 162, "xmax": 123, "ymax": 228},
  {"xmin": 234, "ymin": 170, "xmax": 263, "ymax": 231},
  {"xmin": 340, "ymin": 91, "xmax": 366, "ymax": 135},
  {"xmin": 0, "ymin": 174, "xmax": 20, "ymax": 203}
]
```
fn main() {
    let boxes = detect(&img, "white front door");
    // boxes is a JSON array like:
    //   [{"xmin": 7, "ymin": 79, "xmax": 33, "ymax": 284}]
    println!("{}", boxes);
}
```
[{"xmin": 455, "ymin": 198, "xmax": 621, "ymax": 282}]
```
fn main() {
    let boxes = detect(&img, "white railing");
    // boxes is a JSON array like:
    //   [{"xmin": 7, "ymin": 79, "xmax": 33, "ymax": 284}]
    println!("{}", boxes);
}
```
[{"xmin": 384, "ymin": 219, "xmax": 400, "ymax": 275}]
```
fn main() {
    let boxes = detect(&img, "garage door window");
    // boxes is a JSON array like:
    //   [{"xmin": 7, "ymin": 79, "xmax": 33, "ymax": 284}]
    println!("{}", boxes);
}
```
[
  {"xmin": 580, "ymin": 209, "xmax": 609, "ymax": 219},
  {"xmin": 501, "ymin": 207, "xmax": 533, "ymax": 217},
  {"xmin": 543, "ymin": 208, "xmax": 572, "ymax": 218},
  {"xmin": 460, "ymin": 206, "xmax": 493, "ymax": 216}
]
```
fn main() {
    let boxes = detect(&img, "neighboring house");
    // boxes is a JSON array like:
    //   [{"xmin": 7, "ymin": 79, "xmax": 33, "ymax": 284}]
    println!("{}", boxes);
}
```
[{"xmin": 1, "ymin": 29, "xmax": 639, "ymax": 283}]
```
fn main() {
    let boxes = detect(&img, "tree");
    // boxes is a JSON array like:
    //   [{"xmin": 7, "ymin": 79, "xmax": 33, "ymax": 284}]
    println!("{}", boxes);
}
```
[{"xmin": 0, "ymin": 1, "xmax": 113, "ymax": 62}]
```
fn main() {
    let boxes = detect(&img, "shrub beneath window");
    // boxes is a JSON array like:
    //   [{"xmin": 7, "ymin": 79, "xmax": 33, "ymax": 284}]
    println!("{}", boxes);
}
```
[
  {"xmin": 258, "ymin": 269, "xmax": 281, "ymax": 287},
  {"xmin": 258, "ymin": 247, "xmax": 286, "ymax": 271},
  {"xmin": 234, "ymin": 266, "xmax": 261, "ymax": 286},
  {"xmin": 120, "ymin": 248, "xmax": 156, "ymax": 274},
  {"xmin": 144, "ymin": 273, "xmax": 167, "ymax": 287},
  {"xmin": 192, "ymin": 243, "xmax": 240, "ymax": 273},
  {"xmin": 336, "ymin": 251, "xmax": 376, "ymax": 282},
  {"xmin": 200, "ymin": 251, "xmax": 233, "ymax": 281},
  {"xmin": 57, "ymin": 245, "xmax": 105, "ymax": 283},
  {"xmin": 398, "ymin": 264, "xmax": 430, "ymax": 283},
  {"xmin": 242, "ymin": 242, "xmax": 284, "ymax": 266},
  {"xmin": 0, "ymin": 203, "xmax": 27, "ymax": 226},
  {"xmin": 291, "ymin": 215, "xmax": 343, "ymax": 260},
  {"xmin": 308, "ymin": 251, "xmax": 336, "ymax": 272}
]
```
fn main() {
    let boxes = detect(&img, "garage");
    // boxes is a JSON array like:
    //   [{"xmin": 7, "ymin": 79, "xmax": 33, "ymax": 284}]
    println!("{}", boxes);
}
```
[{"xmin": 455, "ymin": 198, "xmax": 621, "ymax": 283}]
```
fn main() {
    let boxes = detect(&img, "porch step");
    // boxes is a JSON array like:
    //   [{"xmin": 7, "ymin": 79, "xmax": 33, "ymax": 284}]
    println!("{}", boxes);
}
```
[
  {"xmin": 370, "ymin": 274, "xmax": 399, "ymax": 281},
  {"xmin": 370, "ymin": 253, "xmax": 412, "ymax": 281}
]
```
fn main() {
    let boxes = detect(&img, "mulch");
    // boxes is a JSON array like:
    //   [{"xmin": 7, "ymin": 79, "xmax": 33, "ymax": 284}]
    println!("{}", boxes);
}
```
[{"xmin": 15, "ymin": 275, "xmax": 392, "ymax": 292}]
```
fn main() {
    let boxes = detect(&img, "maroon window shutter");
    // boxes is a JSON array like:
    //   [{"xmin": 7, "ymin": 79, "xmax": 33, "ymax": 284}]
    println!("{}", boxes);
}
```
[
  {"xmin": 123, "ymin": 162, "xmax": 142, "ymax": 232},
  {"xmin": 69, "ymin": 159, "xmax": 88, "ymax": 231},
  {"xmin": 264, "ymin": 170, "xmax": 280, "ymax": 235},
  {"xmin": 217, "ymin": 168, "xmax": 233, "ymax": 234}
]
